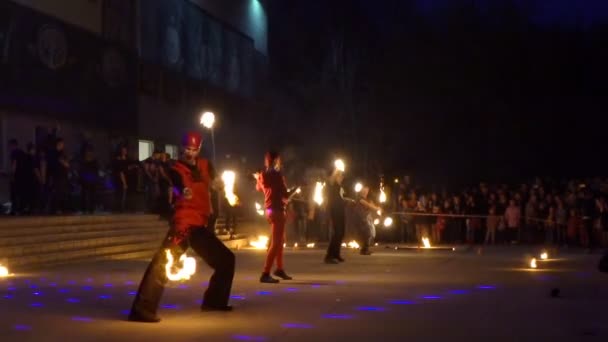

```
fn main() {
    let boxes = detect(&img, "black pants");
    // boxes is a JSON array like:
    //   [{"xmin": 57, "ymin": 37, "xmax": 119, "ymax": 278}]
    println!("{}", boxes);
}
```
[
  {"xmin": 130, "ymin": 225, "xmax": 235, "ymax": 315},
  {"xmin": 81, "ymin": 182, "xmax": 96, "ymax": 213},
  {"xmin": 326, "ymin": 211, "xmax": 345, "ymax": 259},
  {"xmin": 50, "ymin": 177, "xmax": 70, "ymax": 213}
]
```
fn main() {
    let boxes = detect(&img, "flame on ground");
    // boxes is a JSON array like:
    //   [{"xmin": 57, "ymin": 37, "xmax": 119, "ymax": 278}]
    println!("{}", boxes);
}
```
[
  {"xmin": 347, "ymin": 240, "xmax": 360, "ymax": 249},
  {"xmin": 421, "ymin": 237, "xmax": 431, "ymax": 248},
  {"xmin": 250, "ymin": 236, "xmax": 269, "ymax": 249},
  {"xmin": 540, "ymin": 252, "xmax": 548, "ymax": 260},
  {"xmin": 530, "ymin": 258, "xmax": 538, "ymax": 269},
  {"xmin": 165, "ymin": 250, "xmax": 196, "ymax": 282},
  {"xmin": 306, "ymin": 243, "xmax": 315, "ymax": 248},
  {"xmin": 0, "ymin": 264, "xmax": 9, "ymax": 278}
]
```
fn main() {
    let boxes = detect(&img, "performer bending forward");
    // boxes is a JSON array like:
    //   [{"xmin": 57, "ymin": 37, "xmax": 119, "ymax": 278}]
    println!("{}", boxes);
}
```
[
  {"xmin": 129, "ymin": 132, "xmax": 235, "ymax": 323},
  {"xmin": 255, "ymin": 151, "xmax": 294, "ymax": 283}
]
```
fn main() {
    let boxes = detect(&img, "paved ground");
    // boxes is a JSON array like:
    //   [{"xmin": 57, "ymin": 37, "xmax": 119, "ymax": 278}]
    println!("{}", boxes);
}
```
[{"xmin": 1, "ymin": 244, "xmax": 607, "ymax": 342}]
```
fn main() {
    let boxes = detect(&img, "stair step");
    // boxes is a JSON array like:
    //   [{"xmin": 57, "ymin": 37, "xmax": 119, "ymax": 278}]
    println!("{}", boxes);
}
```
[
  {"xmin": 0, "ymin": 214, "xmax": 162, "ymax": 229},
  {"xmin": 8, "ymin": 240, "xmax": 163, "ymax": 268},
  {"xmin": 0, "ymin": 221, "xmax": 167, "ymax": 238},
  {"xmin": 0, "ymin": 227, "xmax": 168, "ymax": 247},
  {"xmin": 0, "ymin": 234, "xmax": 165, "ymax": 259}
]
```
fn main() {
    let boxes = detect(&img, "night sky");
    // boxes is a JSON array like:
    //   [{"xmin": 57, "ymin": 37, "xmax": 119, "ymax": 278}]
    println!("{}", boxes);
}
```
[{"xmin": 266, "ymin": 0, "xmax": 608, "ymax": 187}]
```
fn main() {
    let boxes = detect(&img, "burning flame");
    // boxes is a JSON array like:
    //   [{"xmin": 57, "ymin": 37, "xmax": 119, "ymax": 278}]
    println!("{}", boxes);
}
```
[
  {"xmin": 373, "ymin": 218, "xmax": 380, "ymax": 225},
  {"xmin": 0, "ymin": 264, "xmax": 9, "ymax": 278},
  {"xmin": 313, "ymin": 182, "xmax": 325, "ymax": 206},
  {"xmin": 255, "ymin": 202, "xmax": 264, "ymax": 216},
  {"xmin": 540, "ymin": 252, "xmax": 548, "ymax": 260},
  {"xmin": 383, "ymin": 217, "xmax": 393, "ymax": 227},
  {"xmin": 250, "ymin": 236, "xmax": 269, "ymax": 249},
  {"xmin": 347, "ymin": 240, "xmax": 360, "ymax": 249},
  {"xmin": 354, "ymin": 183, "xmax": 363, "ymax": 193},
  {"xmin": 379, "ymin": 188, "xmax": 387, "ymax": 203},
  {"xmin": 294, "ymin": 243, "xmax": 299, "ymax": 248},
  {"xmin": 165, "ymin": 250, "xmax": 196, "ymax": 282},
  {"xmin": 334, "ymin": 159, "xmax": 346, "ymax": 172},
  {"xmin": 306, "ymin": 243, "xmax": 315, "ymax": 248},
  {"xmin": 221, "ymin": 170, "xmax": 239, "ymax": 206},
  {"xmin": 530, "ymin": 258, "xmax": 538, "ymax": 269},
  {"xmin": 421, "ymin": 237, "xmax": 431, "ymax": 248},
  {"xmin": 341, "ymin": 243, "xmax": 347, "ymax": 247}
]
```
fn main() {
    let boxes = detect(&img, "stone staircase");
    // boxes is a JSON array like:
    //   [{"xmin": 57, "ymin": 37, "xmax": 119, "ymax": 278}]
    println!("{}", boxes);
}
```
[{"xmin": 0, "ymin": 214, "xmax": 250, "ymax": 271}]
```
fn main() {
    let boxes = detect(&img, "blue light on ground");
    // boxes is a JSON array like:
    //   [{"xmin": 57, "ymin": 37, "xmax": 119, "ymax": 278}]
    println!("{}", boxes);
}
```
[
  {"xmin": 32, "ymin": 292, "xmax": 41, "ymax": 296},
  {"xmin": 72, "ymin": 316, "xmax": 93, "ymax": 322},
  {"xmin": 389, "ymin": 300, "xmax": 415, "ymax": 305},
  {"xmin": 282, "ymin": 323, "xmax": 313, "ymax": 329},
  {"xmin": 4, "ymin": 294, "xmax": 14, "ymax": 299},
  {"xmin": 128, "ymin": 291, "xmax": 137, "ymax": 296},
  {"xmin": 99, "ymin": 295, "xmax": 111, "ymax": 300},
  {"xmin": 356, "ymin": 306, "xmax": 386, "ymax": 312},
  {"xmin": 322, "ymin": 314, "xmax": 353, "ymax": 319},
  {"xmin": 311, "ymin": 284, "xmax": 322, "ymax": 288},
  {"xmin": 257, "ymin": 291, "xmax": 272, "ymax": 295},
  {"xmin": 476, "ymin": 285, "xmax": 496, "ymax": 290},
  {"xmin": 285, "ymin": 288, "xmax": 298, "ymax": 292},
  {"xmin": 67, "ymin": 298, "xmax": 80, "ymax": 303},
  {"xmin": 8, "ymin": 287, "xmax": 17, "ymax": 291},
  {"xmin": 58, "ymin": 289, "xmax": 70, "ymax": 294},
  {"xmin": 231, "ymin": 295, "xmax": 246, "ymax": 300},
  {"xmin": 161, "ymin": 304, "xmax": 179, "ymax": 309},
  {"xmin": 30, "ymin": 303, "xmax": 43, "ymax": 307},
  {"xmin": 82, "ymin": 286, "xmax": 93, "ymax": 291},
  {"xmin": 29, "ymin": 285, "xmax": 38, "ymax": 289},
  {"xmin": 449, "ymin": 290, "xmax": 470, "ymax": 295},
  {"xmin": 121, "ymin": 310, "xmax": 130, "ymax": 315},
  {"xmin": 422, "ymin": 296, "xmax": 441, "ymax": 300},
  {"xmin": 14, "ymin": 325, "xmax": 31, "ymax": 331},
  {"xmin": 232, "ymin": 335, "xmax": 267, "ymax": 341}
]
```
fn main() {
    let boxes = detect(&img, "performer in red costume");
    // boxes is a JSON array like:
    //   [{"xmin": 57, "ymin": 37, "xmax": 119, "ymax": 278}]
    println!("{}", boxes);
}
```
[
  {"xmin": 129, "ymin": 131, "xmax": 235, "ymax": 323},
  {"xmin": 255, "ymin": 151, "xmax": 294, "ymax": 283}
]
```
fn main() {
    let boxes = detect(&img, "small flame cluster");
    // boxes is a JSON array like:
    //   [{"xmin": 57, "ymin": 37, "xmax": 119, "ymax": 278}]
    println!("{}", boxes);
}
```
[
  {"xmin": 341, "ymin": 240, "xmax": 360, "ymax": 249},
  {"xmin": 165, "ymin": 250, "xmax": 196, "ymax": 282},
  {"xmin": 250, "ymin": 236, "xmax": 269, "ymax": 249},
  {"xmin": 313, "ymin": 182, "xmax": 325, "ymax": 206},
  {"xmin": 255, "ymin": 202, "xmax": 264, "ymax": 216},
  {"xmin": 421, "ymin": 237, "xmax": 431, "ymax": 248},
  {"xmin": 529, "ymin": 251, "xmax": 549, "ymax": 269}
]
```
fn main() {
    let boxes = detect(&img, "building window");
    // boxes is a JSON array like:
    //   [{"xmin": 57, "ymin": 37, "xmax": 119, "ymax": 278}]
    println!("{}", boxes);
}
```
[
  {"xmin": 165, "ymin": 144, "xmax": 178, "ymax": 160},
  {"xmin": 138, "ymin": 140, "xmax": 154, "ymax": 161}
]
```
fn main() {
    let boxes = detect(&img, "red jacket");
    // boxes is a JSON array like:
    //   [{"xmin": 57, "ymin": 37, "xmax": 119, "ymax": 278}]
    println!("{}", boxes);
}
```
[
  {"xmin": 256, "ymin": 169, "xmax": 288, "ymax": 211},
  {"xmin": 170, "ymin": 159, "xmax": 212, "ymax": 242}
]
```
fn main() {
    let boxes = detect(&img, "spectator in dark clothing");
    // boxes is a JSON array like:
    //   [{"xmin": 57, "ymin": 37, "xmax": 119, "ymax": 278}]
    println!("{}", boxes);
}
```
[
  {"xmin": 34, "ymin": 148, "xmax": 48, "ymax": 213},
  {"xmin": 113, "ymin": 146, "xmax": 128, "ymax": 212},
  {"xmin": 325, "ymin": 170, "xmax": 347, "ymax": 264},
  {"xmin": 48, "ymin": 138, "xmax": 70, "ymax": 214},
  {"xmin": 80, "ymin": 147, "xmax": 99, "ymax": 214},
  {"xmin": 8, "ymin": 139, "xmax": 25, "ymax": 215},
  {"xmin": 20, "ymin": 143, "xmax": 39, "ymax": 214}
]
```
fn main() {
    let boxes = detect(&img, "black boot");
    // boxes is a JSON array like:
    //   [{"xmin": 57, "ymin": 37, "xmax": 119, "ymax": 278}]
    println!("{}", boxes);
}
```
[
  {"xmin": 260, "ymin": 273, "xmax": 280, "ymax": 283},
  {"xmin": 128, "ymin": 310, "xmax": 161, "ymax": 323},
  {"xmin": 273, "ymin": 269, "xmax": 293, "ymax": 280}
]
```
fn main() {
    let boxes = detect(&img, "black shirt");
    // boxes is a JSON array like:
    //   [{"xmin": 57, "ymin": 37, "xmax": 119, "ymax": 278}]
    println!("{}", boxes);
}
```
[{"xmin": 326, "ymin": 182, "xmax": 346, "ymax": 215}]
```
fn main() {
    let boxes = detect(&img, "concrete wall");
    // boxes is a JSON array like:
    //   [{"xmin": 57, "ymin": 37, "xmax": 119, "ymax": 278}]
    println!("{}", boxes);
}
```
[
  {"xmin": 11, "ymin": 0, "xmax": 102, "ymax": 34},
  {"xmin": 189, "ymin": 0, "xmax": 268, "ymax": 55}
]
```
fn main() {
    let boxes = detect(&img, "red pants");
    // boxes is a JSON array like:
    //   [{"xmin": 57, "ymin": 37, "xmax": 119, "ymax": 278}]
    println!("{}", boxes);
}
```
[{"xmin": 263, "ymin": 210, "xmax": 286, "ymax": 273}]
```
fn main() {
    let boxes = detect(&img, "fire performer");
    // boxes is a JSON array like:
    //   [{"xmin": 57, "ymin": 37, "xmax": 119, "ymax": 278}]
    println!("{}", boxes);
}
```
[
  {"xmin": 129, "ymin": 131, "xmax": 235, "ymax": 323},
  {"xmin": 254, "ymin": 151, "xmax": 295, "ymax": 283},
  {"xmin": 324, "ymin": 166, "xmax": 347, "ymax": 264}
]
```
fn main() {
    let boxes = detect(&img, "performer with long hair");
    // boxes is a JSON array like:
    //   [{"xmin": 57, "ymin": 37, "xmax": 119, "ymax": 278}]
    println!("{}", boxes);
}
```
[{"xmin": 254, "ymin": 151, "xmax": 294, "ymax": 283}]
